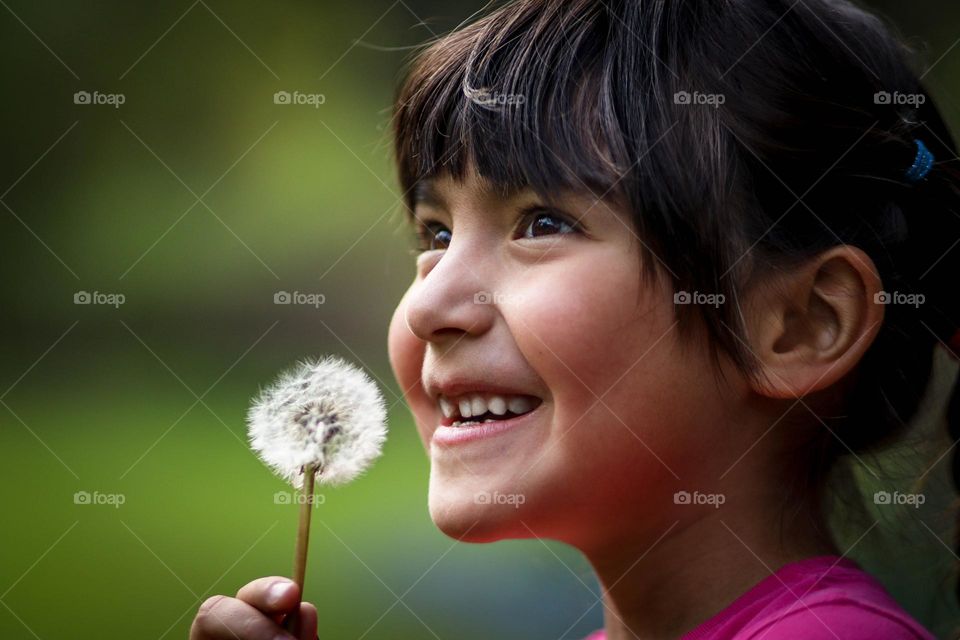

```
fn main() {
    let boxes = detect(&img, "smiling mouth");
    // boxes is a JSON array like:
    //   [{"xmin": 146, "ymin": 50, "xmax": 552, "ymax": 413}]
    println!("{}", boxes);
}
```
[{"xmin": 438, "ymin": 392, "xmax": 542, "ymax": 428}]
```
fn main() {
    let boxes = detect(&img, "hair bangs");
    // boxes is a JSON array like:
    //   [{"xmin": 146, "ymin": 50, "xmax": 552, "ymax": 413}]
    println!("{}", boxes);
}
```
[{"xmin": 392, "ymin": 1, "xmax": 636, "ymax": 211}]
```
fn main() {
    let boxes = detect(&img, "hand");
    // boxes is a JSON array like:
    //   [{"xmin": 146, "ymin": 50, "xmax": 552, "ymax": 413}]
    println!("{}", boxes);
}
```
[{"xmin": 190, "ymin": 576, "xmax": 318, "ymax": 640}]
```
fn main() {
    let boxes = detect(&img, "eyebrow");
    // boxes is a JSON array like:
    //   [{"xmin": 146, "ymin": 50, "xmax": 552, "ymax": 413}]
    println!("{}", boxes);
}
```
[
  {"xmin": 412, "ymin": 180, "xmax": 539, "ymax": 211},
  {"xmin": 412, "ymin": 181, "xmax": 446, "ymax": 209}
]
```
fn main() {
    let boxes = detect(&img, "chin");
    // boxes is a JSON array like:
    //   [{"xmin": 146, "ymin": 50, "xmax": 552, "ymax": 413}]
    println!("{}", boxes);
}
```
[{"xmin": 427, "ymin": 480, "xmax": 532, "ymax": 543}]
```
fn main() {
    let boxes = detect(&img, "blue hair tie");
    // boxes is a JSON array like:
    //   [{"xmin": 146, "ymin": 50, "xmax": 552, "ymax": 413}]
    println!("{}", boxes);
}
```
[{"xmin": 905, "ymin": 139, "xmax": 935, "ymax": 183}]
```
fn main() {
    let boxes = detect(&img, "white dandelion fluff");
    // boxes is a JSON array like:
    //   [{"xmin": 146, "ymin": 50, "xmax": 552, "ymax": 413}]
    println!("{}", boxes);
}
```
[
  {"xmin": 247, "ymin": 356, "xmax": 388, "ymax": 489},
  {"xmin": 247, "ymin": 355, "xmax": 387, "ymax": 636}
]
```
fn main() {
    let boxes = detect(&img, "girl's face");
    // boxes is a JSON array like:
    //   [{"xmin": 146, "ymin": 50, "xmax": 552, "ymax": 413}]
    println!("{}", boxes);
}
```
[{"xmin": 387, "ymin": 170, "xmax": 743, "ymax": 549}]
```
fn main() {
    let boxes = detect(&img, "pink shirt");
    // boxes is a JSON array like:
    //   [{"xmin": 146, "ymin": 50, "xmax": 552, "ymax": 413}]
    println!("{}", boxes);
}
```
[{"xmin": 584, "ymin": 555, "xmax": 935, "ymax": 639}]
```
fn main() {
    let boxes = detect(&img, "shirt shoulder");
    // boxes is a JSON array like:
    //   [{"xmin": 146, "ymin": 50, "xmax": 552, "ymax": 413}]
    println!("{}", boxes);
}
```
[
  {"xmin": 678, "ymin": 556, "xmax": 937, "ymax": 640},
  {"xmin": 742, "ymin": 592, "xmax": 936, "ymax": 640}
]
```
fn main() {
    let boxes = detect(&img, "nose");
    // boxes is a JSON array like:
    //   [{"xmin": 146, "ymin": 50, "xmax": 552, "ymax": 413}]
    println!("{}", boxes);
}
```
[{"xmin": 404, "ymin": 249, "xmax": 495, "ymax": 343}]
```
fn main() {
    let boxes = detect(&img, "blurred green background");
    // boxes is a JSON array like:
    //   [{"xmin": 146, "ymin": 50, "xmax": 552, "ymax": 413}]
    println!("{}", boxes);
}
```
[{"xmin": 1, "ymin": 1, "xmax": 959, "ymax": 638}]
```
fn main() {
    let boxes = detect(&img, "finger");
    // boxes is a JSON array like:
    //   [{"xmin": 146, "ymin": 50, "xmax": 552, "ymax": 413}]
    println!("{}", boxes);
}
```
[
  {"xmin": 235, "ymin": 577, "xmax": 301, "ymax": 616},
  {"xmin": 296, "ymin": 602, "xmax": 318, "ymax": 640},
  {"xmin": 190, "ymin": 595, "xmax": 296, "ymax": 640}
]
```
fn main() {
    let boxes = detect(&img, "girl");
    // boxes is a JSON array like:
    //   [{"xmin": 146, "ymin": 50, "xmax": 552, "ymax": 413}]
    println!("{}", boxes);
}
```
[{"xmin": 192, "ymin": 0, "xmax": 960, "ymax": 638}]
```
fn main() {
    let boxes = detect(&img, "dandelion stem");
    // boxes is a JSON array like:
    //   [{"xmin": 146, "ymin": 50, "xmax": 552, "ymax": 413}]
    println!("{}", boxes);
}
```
[{"xmin": 283, "ymin": 462, "xmax": 316, "ymax": 636}]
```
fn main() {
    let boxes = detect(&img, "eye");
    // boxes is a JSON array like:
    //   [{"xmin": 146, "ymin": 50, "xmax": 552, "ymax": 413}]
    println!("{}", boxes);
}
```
[
  {"xmin": 414, "ymin": 221, "xmax": 452, "ymax": 252},
  {"xmin": 516, "ymin": 208, "xmax": 579, "ymax": 239}
]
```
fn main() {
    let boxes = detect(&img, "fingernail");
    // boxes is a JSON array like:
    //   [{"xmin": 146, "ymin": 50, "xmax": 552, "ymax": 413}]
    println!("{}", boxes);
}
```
[{"xmin": 268, "ymin": 580, "xmax": 294, "ymax": 605}]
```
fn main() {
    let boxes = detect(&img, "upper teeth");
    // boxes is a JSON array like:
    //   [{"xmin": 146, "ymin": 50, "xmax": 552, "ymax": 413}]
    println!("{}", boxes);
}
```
[{"xmin": 438, "ymin": 393, "xmax": 537, "ymax": 419}]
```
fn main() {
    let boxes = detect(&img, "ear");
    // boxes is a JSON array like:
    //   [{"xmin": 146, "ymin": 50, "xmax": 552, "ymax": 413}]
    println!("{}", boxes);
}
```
[{"xmin": 744, "ymin": 246, "xmax": 885, "ymax": 399}]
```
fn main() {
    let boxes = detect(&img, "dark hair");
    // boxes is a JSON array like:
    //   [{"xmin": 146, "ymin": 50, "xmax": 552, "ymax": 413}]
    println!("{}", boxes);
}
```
[{"xmin": 393, "ymin": 0, "xmax": 960, "ymax": 600}]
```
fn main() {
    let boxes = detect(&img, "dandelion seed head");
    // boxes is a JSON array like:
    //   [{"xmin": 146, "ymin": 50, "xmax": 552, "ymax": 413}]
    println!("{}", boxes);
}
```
[{"xmin": 247, "ymin": 356, "xmax": 388, "ymax": 489}]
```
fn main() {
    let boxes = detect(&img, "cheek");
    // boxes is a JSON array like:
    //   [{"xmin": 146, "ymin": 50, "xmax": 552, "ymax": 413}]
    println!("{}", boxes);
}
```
[
  {"xmin": 387, "ymin": 292, "xmax": 433, "ymax": 446},
  {"xmin": 503, "ymin": 253, "xmax": 718, "ymax": 533},
  {"xmin": 510, "ymin": 250, "xmax": 673, "ymax": 401}
]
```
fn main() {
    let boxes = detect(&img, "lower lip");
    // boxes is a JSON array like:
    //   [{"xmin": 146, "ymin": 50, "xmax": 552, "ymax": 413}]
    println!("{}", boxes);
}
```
[{"xmin": 431, "ymin": 405, "xmax": 542, "ymax": 447}]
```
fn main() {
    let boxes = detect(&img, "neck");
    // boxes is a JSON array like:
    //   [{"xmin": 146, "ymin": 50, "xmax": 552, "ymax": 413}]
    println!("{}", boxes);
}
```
[{"xmin": 580, "ymin": 489, "xmax": 839, "ymax": 640}]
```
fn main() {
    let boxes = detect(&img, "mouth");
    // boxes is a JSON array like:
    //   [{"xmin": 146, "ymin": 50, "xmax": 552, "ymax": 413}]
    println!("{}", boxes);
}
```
[
  {"xmin": 430, "ymin": 390, "xmax": 544, "ymax": 447},
  {"xmin": 437, "ymin": 392, "xmax": 543, "ymax": 428}
]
